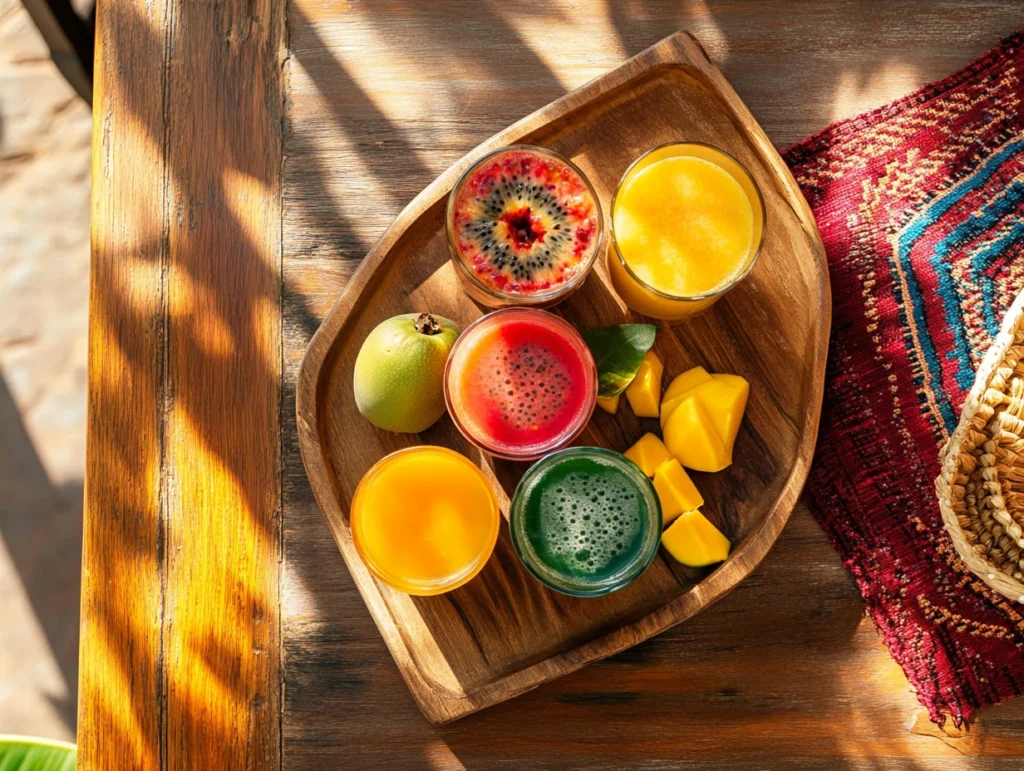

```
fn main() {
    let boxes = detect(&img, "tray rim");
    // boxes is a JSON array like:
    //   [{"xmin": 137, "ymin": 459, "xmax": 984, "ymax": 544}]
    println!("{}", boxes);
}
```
[{"xmin": 296, "ymin": 29, "xmax": 831, "ymax": 724}]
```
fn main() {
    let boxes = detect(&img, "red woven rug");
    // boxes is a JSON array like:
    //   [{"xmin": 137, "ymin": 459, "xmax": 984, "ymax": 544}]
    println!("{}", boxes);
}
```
[{"xmin": 782, "ymin": 32, "xmax": 1024, "ymax": 726}]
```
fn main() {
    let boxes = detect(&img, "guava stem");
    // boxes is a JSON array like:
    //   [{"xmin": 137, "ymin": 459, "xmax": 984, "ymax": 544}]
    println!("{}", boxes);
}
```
[{"xmin": 414, "ymin": 312, "xmax": 443, "ymax": 335}]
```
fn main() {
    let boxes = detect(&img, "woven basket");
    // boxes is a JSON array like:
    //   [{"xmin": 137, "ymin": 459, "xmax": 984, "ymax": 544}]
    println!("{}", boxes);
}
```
[{"xmin": 937, "ymin": 290, "xmax": 1024, "ymax": 603}]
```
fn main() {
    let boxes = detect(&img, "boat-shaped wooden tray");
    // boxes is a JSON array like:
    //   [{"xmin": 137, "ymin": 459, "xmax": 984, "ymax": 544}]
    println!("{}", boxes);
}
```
[{"xmin": 297, "ymin": 31, "xmax": 829, "ymax": 724}]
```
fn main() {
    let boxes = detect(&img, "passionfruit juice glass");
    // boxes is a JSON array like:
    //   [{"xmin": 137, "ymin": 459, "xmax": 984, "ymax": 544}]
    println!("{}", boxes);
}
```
[
  {"xmin": 446, "ymin": 145, "xmax": 604, "ymax": 309},
  {"xmin": 444, "ymin": 308, "xmax": 597, "ymax": 461},
  {"xmin": 510, "ymin": 447, "xmax": 662, "ymax": 597},
  {"xmin": 608, "ymin": 142, "xmax": 766, "ymax": 321}
]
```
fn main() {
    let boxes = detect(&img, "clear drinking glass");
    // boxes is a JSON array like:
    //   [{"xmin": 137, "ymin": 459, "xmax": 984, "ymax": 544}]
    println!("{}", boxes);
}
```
[
  {"xmin": 608, "ymin": 141, "xmax": 766, "ymax": 321},
  {"xmin": 509, "ymin": 447, "xmax": 662, "ymax": 597},
  {"xmin": 446, "ymin": 144, "xmax": 604, "ymax": 308},
  {"xmin": 350, "ymin": 446, "xmax": 500, "ymax": 596},
  {"xmin": 444, "ymin": 308, "xmax": 597, "ymax": 461}
]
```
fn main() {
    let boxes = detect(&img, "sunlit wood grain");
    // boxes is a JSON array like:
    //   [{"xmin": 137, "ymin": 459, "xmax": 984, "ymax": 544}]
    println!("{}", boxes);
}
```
[
  {"xmin": 80, "ymin": 0, "xmax": 284, "ymax": 767},
  {"xmin": 84, "ymin": 0, "xmax": 1024, "ymax": 768}
]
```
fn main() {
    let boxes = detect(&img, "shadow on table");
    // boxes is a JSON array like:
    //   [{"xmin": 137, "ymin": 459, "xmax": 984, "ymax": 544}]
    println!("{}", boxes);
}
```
[
  {"xmin": 278, "ymin": 2, "xmax": 1024, "ymax": 769},
  {"xmin": 0, "ymin": 369, "xmax": 81, "ymax": 733},
  {"xmin": 79, "ymin": 0, "xmax": 1024, "ymax": 765},
  {"xmin": 82, "ymin": 0, "xmax": 325, "ymax": 764}
]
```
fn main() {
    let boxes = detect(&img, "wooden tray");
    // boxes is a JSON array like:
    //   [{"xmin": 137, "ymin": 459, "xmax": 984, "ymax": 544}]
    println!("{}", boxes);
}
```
[{"xmin": 297, "ymin": 30, "xmax": 829, "ymax": 724}]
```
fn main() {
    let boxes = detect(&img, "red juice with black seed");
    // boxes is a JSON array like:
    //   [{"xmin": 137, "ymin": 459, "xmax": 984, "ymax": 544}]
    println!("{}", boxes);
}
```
[
  {"xmin": 445, "ymin": 145, "xmax": 603, "ymax": 308},
  {"xmin": 444, "ymin": 309, "xmax": 598, "ymax": 461}
]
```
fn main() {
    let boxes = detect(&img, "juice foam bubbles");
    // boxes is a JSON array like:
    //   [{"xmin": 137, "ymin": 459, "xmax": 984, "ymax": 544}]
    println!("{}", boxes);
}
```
[
  {"xmin": 510, "ymin": 448, "xmax": 662, "ymax": 597},
  {"xmin": 445, "ymin": 309, "xmax": 597, "ymax": 460},
  {"xmin": 523, "ymin": 461, "xmax": 644, "ymax": 579}
]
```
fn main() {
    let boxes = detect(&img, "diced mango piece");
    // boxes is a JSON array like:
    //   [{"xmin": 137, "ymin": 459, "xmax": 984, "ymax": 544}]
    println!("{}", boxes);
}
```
[
  {"xmin": 662, "ymin": 395, "xmax": 730, "ymax": 472},
  {"xmin": 625, "ymin": 351, "xmax": 663, "ymax": 418},
  {"xmin": 659, "ymin": 392, "xmax": 687, "ymax": 430},
  {"xmin": 663, "ymin": 366, "xmax": 711, "ymax": 403},
  {"xmin": 596, "ymin": 394, "xmax": 620, "ymax": 415},
  {"xmin": 624, "ymin": 432, "xmax": 673, "ymax": 477},
  {"xmin": 661, "ymin": 509, "xmax": 731, "ymax": 567},
  {"xmin": 693, "ymin": 374, "xmax": 750, "ymax": 461},
  {"xmin": 660, "ymin": 367, "xmax": 712, "ymax": 427},
  {"xmin": 652, "ymin": 459, "xmax": 704, "ymax": 525},
  {"xmin": 661, "ymin": 372, "xmax": 750, "ymax": 453}
]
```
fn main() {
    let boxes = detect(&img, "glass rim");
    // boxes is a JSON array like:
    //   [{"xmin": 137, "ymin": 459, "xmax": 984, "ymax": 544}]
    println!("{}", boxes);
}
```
[
  {"xmin": 443, "ymin": 308, "xmax": 598, "ymax": 461},
  {"xmin": 608, "ymin": 140, "xmax": 767, "ymax": 303},
  {"xmin": 509, "ymin": 446, "xmax": 663, "ymax": 597},
  {"xmin": 445, "ymin": 143, "xmax": 606, "ymax": 305},
  {"xmin": 350, "ymin": 445, "xmax": 501, "ymax": 595}
]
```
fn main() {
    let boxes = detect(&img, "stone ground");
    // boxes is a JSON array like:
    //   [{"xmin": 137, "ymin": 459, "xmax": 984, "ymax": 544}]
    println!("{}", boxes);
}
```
[{"xmin": 0, "ymin": 0, "xmax": 91, "ymax": 743}]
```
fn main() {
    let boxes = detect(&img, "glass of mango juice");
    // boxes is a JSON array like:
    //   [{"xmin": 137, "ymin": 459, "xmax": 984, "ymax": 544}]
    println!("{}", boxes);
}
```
[
  {"xmin": 608, "ymin": 142, "xmax": 765, "ymax": 321},
  {"xmin": 350, "ymin": 446, "xmax": 500, "ymax": 596}
]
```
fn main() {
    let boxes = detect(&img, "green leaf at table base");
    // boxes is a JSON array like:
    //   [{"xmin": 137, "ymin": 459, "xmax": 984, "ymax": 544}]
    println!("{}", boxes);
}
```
[
  {"xmin": 0, "ymin": 736, "xmax": 77, "ymax": 771},
  {"xmin": 581, "ymin": 323, "xmax": 658, "ymax": 397}
]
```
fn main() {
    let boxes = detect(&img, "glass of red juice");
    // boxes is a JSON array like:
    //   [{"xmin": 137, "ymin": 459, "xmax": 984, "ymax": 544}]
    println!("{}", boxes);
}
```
[
  {"xmin": 445, "ymin": 145, "xmax": 603, "ymax": 309},
  {"xmin": 444, "ymin": 308, "xmax": 598, "ymax": 461}
]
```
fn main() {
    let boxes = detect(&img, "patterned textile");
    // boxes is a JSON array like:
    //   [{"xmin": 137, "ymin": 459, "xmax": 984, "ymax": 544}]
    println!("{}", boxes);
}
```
[{"xmin": 782, "ymin": 32, "xmax": 1024, "ymax": 726}]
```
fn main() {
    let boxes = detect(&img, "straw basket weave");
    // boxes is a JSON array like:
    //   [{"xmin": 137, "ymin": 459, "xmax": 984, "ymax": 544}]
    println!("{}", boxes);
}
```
[{"xmin": 937, "ymin": 290, "xmax": 1024, "ymax": 603}]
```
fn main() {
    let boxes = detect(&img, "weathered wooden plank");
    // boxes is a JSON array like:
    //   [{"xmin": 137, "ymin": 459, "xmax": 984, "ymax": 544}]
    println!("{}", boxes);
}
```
[
  {"xmin": 160, "ymin": 0, "xmax": 285, "ymax": 767},
  {"xmin": 79, "ymin": 0, "xmax": 167, "ymax": 764},
  {"xmin": 283, "ymin": 504, "xmax": 1024, "ymax": 769},
  {"xmin": 79, "ymin": 0, "xmax": 1024, "ymax": 766},
  {"xmin": 81, "ymin": 0, "xmax": 285, "ymax": 767}
]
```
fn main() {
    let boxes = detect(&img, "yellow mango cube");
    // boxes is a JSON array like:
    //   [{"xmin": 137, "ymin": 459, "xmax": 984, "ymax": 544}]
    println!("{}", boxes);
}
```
[
  {"xmin": 661, "ymin": 372, "xmax": 750, "ymax": 452},
  {"xmin": 652, "ymin": 459, "xmax": 704, "ymax": 525},
  {"xmin": 660, "ymin": 367, "xmax": 713, "ymax": 427},
  {"xmin": 624, "ymin": 432, "xmax": 673, "ymax": 477},
  {"xmin": 661, "ymin": 509, "xmax": 731, "ymax": 567},
  {"xmin": 662, "ymin": 395, "xmax": 730, "ymax": 472},
  {"xmin": 663, "ymin": 366, "xmax": 711, "ymax": 403},
  {"xmin": 625, "ymin": 351, "xmax": 663, "ymax": 418},
  {"xmin": 694, "ymin": 374, "xmax": 749, "ymax": 461},
  {"xmin": 659, "ymin": 392, "xmax": 686, "ymax": 430},
  {"xmin": 596, "ymin": 393, "xmax": 620, "ymax": 415}
]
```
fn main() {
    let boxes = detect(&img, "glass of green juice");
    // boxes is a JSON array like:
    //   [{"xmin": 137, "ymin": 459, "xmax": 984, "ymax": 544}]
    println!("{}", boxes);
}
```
[{"xmin": 509, "ymin": 447, "xmax": 663, "ymax": 597}]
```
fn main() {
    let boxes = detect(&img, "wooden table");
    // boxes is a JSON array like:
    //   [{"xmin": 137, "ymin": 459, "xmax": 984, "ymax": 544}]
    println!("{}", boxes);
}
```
[{"xmin": 80, "ymin": 1, "xmax": 1024, "ymax": 768}]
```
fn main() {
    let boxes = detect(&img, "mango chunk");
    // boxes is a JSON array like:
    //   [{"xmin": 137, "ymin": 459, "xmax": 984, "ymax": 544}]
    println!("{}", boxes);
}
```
[
  {"xmin": 624, "ymin": 432, "xmax": 673, "ymax": 477},
  {"xmin": 694, "ymin": 374, "xmax": 749, "ymax": 462},
  {"xmin": 660, "ymin": 367, "xmax": 713, "ymax": 427},
  {"xmin": 659, "ymin": 392, "xmax": 687, "ymax": 430},
  {"xmin": 652, "ymin": 459, "xmax": 704, "ymax": 525},
  {"xmin": 663, "ymin": 366, "xmax": 711, "ymax": 403},
  {"xmin": 661, "ymin": 373, "xmax": 750, "ymax": 453},
  {"xmin": 661, "ymin": 509, "xmax": 731, "ymax": 567},
  {"xmin": 662, "ymin": 395, "xmax": 730, "ymax": 472},
  {"xmin": 596, "ymin": 394, "xmax": 620, "ymax": 415},
  {"xmin": 625, "ymin": 351, "xmax": 663, "ymax": 418}
]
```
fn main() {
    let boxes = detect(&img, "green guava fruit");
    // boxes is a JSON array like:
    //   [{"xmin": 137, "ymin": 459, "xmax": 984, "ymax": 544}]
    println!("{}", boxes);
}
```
[{"xmin": 353, "ymin": 312, "xmax": 462, "ymax": 433}]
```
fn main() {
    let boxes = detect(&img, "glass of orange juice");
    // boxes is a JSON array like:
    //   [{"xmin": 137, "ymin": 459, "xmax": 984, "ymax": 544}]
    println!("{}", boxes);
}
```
[
  {"xmin": 608, "ymin": 142, "xmax": 765, "ymax": 321},
  {"xmin": 351, "ymin": 446, "xmax": 500, "ymax": 596}
]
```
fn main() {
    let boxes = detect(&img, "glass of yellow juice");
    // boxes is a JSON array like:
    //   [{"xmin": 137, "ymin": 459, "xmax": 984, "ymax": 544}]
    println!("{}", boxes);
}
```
[
  {"xmin": 351, "ymin": 446, "xmax": 500, "ymax": 596},
  {"xmin": 608, "ymin": 142, "xmax": 765, "ymax": 321}
]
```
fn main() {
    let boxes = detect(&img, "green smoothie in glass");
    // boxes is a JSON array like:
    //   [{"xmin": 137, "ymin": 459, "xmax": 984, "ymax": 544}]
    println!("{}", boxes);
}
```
[{"xmin": 510, "ymin": 447, "xmax": 662, "ymax": 597}]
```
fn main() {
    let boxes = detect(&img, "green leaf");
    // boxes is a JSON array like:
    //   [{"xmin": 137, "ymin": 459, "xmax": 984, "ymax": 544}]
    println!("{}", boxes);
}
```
[
  {"xmin": 0, "ymin": 737, "xmax": 76, "ymax": 771},
  {"xmin": 581, "ymin": 324, "xmax": 658, "ymax": 397}
]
